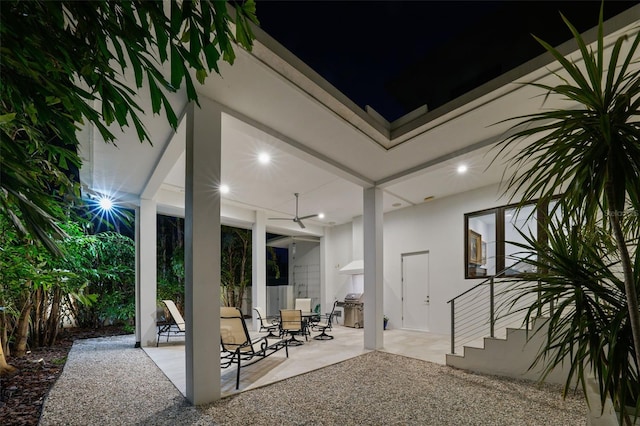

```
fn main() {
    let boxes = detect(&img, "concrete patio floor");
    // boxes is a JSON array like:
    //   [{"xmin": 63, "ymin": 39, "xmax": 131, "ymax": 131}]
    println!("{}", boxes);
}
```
[{"xmin": 144, "ymin": 323, "xmax": 451, "ymax": 398}]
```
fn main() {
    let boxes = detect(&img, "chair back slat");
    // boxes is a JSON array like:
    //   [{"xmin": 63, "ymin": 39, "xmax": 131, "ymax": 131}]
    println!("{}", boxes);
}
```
[
  {"xmin": 254, "ymin": 306, "xmax": 270, "ymax": 327},
  {"xmin": 294, "ymin": 298, "xmax": 311, "ymax": 313},
  {"xmin": 280, "ymin": 309, "xmax": 302, "ymax": 331},
  {"xmin": 162, "ymin": 300, "xmax": 186, "ymax": 331},
  {"xmin": 220, "ymin": 307, "xmax": 250, "ymax": 351}
]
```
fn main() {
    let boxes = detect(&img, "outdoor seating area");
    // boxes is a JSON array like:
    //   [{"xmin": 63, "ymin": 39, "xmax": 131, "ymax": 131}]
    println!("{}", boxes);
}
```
[{"xmin": 147, "ymin": 308, "xmax": 452, "ymax": 396}]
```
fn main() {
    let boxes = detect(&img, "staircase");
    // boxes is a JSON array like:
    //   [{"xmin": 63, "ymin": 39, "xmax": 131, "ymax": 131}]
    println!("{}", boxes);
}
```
[
  {"xmin": 446, "ymin": 318, "xmax": 572, "ymax": 385},
  {"xmin": 445, "ymin": 273, "xmax": 572, "ymax": 385}
]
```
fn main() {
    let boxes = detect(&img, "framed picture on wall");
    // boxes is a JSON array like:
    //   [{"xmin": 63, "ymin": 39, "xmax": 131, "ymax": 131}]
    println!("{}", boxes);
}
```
[{"xmin": 468, "ymin": 230, "xmax": 482, "ymax": 265}]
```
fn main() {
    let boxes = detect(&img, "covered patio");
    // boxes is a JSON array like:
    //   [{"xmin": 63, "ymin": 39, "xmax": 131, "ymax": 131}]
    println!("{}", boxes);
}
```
[
  {"xmin": 77, "ymin": 6, "xmax": 640, "ymax": 405},
  {"xmin": 146, "ymin": 324, "xmax": 451, "ymax": 397}
]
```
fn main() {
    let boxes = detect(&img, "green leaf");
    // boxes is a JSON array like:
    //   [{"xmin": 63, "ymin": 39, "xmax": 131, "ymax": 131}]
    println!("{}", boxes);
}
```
[
  {"xmin": 0, "ymin": 113, "xmax": 17, "ymax": 124},
  {"xmin": 146, "ymin": 71, "xmax": 162, "ymax": 114},
  {"xmin": 161, "ymin": 95, "xmax": 178, "ymax": 129},
  {"xmin": 196, "ymin": 69, "xmax": 207, "ymax": 85},
  {"xmin": 170, "ymin": 45, "xmax": 183, "ymax": 89},
  {"xmin": 203, "ymin": 43, "xmax": 221, "ymax": 73}
]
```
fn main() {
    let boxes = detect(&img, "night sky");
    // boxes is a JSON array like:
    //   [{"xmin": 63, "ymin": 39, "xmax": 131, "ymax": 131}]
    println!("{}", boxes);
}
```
[{"xmin": 256, "ymin": 1, "xmax": 636, "ymax": 121}]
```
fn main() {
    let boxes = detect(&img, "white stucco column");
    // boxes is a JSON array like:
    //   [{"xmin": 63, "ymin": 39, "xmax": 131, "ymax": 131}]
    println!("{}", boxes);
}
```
[
  {"xmin": 363, "ymin": 186, "xmax": 383, "ymax": 350},
  {"xmin": 252, "ymin": 210, "xmax": 267, "ymax": 330},
  {"xmin": 135, "ymin": 198, "xmax": 157, "ymax": 347},
  {"xmin": 320, "ymin": 231, "xmax": 328, "ymax": 313},
  {"xmin": 184, "ymin": 100, "xmax": 221, "ymax": 404}
]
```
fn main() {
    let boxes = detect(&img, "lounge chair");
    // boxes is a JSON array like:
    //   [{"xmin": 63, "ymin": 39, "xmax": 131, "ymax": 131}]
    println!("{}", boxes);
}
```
[
  {"xmin": 220, "ymin": 307, "xmax": 288, "ymax": 390},
  {"xmin": 314, "ymin": 301, "xmax": 338, "ymax": 340},
  {"xmin": 156, "ymin": 300, "xmax": 186, "ymax": 346},
  {"xmin": 254, "ymin": 307, "xmax": 279, "ymax": 338}
]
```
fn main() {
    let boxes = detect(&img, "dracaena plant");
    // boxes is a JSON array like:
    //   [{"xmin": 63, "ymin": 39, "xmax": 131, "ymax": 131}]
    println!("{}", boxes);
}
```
[{"xmin": 493, "ymin": 4, "xmax": 640, "ymax": 423}]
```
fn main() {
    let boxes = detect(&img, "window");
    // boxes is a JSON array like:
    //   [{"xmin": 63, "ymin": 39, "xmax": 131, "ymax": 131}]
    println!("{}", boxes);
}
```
[
  {"xmin": 465, "ymin": 201, "xmax": 546, "ymax": 278},
  {"xmin": 466, "ymin": 210, "xmax": 496, "ymax": 277}
]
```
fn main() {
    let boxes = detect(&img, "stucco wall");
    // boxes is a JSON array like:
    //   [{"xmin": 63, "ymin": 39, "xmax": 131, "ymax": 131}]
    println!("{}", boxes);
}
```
[{"xmin": 325, "ymin": 183, "xmax": 516, "ymax": 335}]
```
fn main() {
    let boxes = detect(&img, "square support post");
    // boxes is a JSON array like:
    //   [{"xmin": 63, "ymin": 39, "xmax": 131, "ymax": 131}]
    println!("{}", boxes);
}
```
[
  {"xmin": 363, "ymin": 186, "xmax": 383, "ymax": 350},
  {"xmin": 184, "ymin": 100, "xmax": 222, "ymax": 404},
  {"xmin": 136, "ymin": 199, "xmax": 157, "ymax": 347},
  {"xmin": 252, "ymin": 210, "xmax": 267, "ymax": 328}
]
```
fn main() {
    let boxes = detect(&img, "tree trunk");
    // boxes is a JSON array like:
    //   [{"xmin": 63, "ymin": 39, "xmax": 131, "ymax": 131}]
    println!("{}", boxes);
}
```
[
  {"xmin": 15, "ymin": 294, "xmax": 33, "ymax": 357},
  {"xmin": 32, "ymin": 287, "xmax": 43, "ymax": 347},
  {"xmin": 0, "ymin": 338, "xmax": 17, "ymax": 376},
  {"xmin": 606, "ymin": 185, "xmax": 640, "ymax": 371},
  {"xmin": 0, "ymin": 307, "xmax": 17, "ymax": 375},
  {"xmin": 46, "ymin": 287, "xmax": 62, "ymax": 346}
]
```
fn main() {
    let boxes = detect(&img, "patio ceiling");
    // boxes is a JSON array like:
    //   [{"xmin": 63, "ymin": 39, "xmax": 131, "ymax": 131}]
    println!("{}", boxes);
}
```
[{"xmin": 79, "ymin": 7, "xmax": 640, "ymax": 236}]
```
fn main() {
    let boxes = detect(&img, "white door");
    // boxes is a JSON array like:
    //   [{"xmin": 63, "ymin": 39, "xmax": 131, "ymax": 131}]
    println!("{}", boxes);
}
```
[{"xmin": 402, "ymin": 251, "xmax": 430, "ymax": 331}]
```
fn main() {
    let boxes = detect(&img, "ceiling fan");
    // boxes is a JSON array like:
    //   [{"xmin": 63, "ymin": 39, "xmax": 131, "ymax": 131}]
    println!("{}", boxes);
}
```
[{"xmin": 269, "ymin": 193, "xmax": 318, "ymax": 229}]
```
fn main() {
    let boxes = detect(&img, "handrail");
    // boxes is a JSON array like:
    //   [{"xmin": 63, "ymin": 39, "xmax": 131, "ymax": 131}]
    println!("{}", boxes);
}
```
[
  {"xmin": 447, "ymin": 267, "xmax": 512, "ymax": 355},
  {"xmin": 446, "ymin": 268, "xmax": 509, "ymax": 305}
]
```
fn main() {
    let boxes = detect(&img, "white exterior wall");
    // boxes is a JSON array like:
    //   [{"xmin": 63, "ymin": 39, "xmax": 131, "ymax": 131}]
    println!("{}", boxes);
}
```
[
  {"xmin": 383, "ymin": 183, "xmax": 512, "ymax": 334},
  {"xmin": 324, "ymin": 222, "xmax": 353, "ymax": 321},
  {"xmin": 323, "ymin": 183, "xmax": 515, "ymax": 335},
  {"xmin": 290, "ymin": 241, "xmax": 321, "ymax": 309}
]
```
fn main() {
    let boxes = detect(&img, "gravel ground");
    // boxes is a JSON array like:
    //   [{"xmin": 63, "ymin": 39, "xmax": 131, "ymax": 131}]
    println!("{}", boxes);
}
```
[{"xmin": 40, "ymin": 335, "xmax": 587, "ymax": 425}]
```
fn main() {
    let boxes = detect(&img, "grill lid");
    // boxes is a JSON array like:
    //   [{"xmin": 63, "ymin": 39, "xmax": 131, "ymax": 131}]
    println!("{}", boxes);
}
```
[{"xmin": 344, "ymin": 293, "xmax": 363, "ymax": 303}]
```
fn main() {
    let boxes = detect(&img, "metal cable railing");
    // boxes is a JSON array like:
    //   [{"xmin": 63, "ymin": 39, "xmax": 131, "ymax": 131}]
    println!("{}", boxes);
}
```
[{"xmin": 446, "ymin": 268, "xmax": 546, "ymax": 355}]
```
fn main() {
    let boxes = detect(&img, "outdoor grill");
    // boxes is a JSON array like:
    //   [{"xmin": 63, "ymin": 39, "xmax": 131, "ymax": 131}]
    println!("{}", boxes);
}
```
[{"xmin": 340, "ymin": 293, "xmax": 364, "ymax": 328}]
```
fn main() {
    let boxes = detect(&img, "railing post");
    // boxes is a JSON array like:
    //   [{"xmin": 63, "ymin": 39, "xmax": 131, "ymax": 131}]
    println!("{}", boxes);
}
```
[
  {"xmin": 489, "ymin": 277, "xmax": 495, "ymax": 338},
  {"xmin": 450, "ymin": 300, "xmax": 455, "ymax": 354}
]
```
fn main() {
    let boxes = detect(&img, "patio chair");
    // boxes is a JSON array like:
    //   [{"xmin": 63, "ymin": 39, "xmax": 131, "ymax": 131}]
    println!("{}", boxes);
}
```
[
  {"xmin": 254, "ymin": 306, "xmax": 279, "ymax": 338},
  {"xmin": 294, "ymin": 298, "xmax": 312, "ymax": 313},
  {"xmin": 294, "ymin": 298, "xmax": 318, "ymax": 335},
  {"xmin": 220, "ymin": 307, "xmax": 288, "ymax": 390},
  {"xmin": 279, "ymin": 309, "xmax": 306, "ymax": 346},
  {"xmin": 314, "ymin": 301, "xmax": 339, "ymax": 340},
  {"xmin": 156, "ymin": 300, "xmax": 186, "ymax": 347}
]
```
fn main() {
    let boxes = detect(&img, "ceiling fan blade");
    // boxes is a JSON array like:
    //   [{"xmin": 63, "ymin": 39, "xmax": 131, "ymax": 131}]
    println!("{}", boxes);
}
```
[
  {"xmin": 268, "ymin": 217, "xmax": 293, "ymax": 221},
  {"xmin": 297, "ymin": 220, "xmax": 306, "ymax": 229},
  {"xmin": 297, "ymin": 214, "xmax": 318, "ymax": 221}
]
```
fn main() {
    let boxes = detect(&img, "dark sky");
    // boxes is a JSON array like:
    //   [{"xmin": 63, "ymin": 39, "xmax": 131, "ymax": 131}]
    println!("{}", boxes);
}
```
[{"xmin": 256, "ymin": 1, "xmax": 636, "ymax": 121}]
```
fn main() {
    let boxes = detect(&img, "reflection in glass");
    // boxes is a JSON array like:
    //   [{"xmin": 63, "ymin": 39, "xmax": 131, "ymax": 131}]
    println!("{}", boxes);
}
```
[{"xmin": 504, "ymin": 204, "xmax": 537, "ymax": 275}]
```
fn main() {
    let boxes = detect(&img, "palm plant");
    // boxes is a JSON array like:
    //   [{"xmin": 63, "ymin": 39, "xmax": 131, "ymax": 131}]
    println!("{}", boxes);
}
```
[
  {"xmin": 502, "ymin": 222, "xmax": 638, "ymax": 422},
  {"xmin": 494, "ymin": 5, "xmax": 640, "ymax": 422}
]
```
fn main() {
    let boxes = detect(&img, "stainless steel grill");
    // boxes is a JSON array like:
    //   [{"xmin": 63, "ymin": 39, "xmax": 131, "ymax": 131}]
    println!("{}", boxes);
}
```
[{"xmin": 340, "ymin": 293, "xmax": 364, "ymax": 328}]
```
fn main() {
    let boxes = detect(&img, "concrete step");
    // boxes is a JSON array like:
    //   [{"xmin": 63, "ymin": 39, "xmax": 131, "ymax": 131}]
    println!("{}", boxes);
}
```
[{"xmin": 446, "ymin": 318, "xmax": 571, "ymax": 385}]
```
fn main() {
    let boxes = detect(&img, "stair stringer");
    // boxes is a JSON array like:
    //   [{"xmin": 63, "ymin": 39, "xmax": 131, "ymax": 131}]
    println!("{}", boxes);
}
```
[{"xmin": 446, "ymin": 318, "xmax": 575, "ymax": 385}]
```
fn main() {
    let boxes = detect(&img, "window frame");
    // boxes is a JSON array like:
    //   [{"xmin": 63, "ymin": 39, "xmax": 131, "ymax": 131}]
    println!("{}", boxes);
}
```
[{"xmin": 464, "ymin": 200, "xmax": 548, "ymax": 279}]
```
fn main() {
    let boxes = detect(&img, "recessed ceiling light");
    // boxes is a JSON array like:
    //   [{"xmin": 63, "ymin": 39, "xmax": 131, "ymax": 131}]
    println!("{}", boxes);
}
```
[
  {"xmin": 318, "ymin": 213, "xmax": 325, "ymax": 219},
  {"xmin": 219, "ymin": 184, "xmax": 230, "ymax": 194},
  {"xmin": 392, "ymin": 202, "xmax": 401, "ymax": 207},
  {"xmin": 457, "ymin": 164, "xmax": 468, "ymax": 174},
  {"xmin": 258, "ymin": 152, "xmax": 271, "ymax": 164}
]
